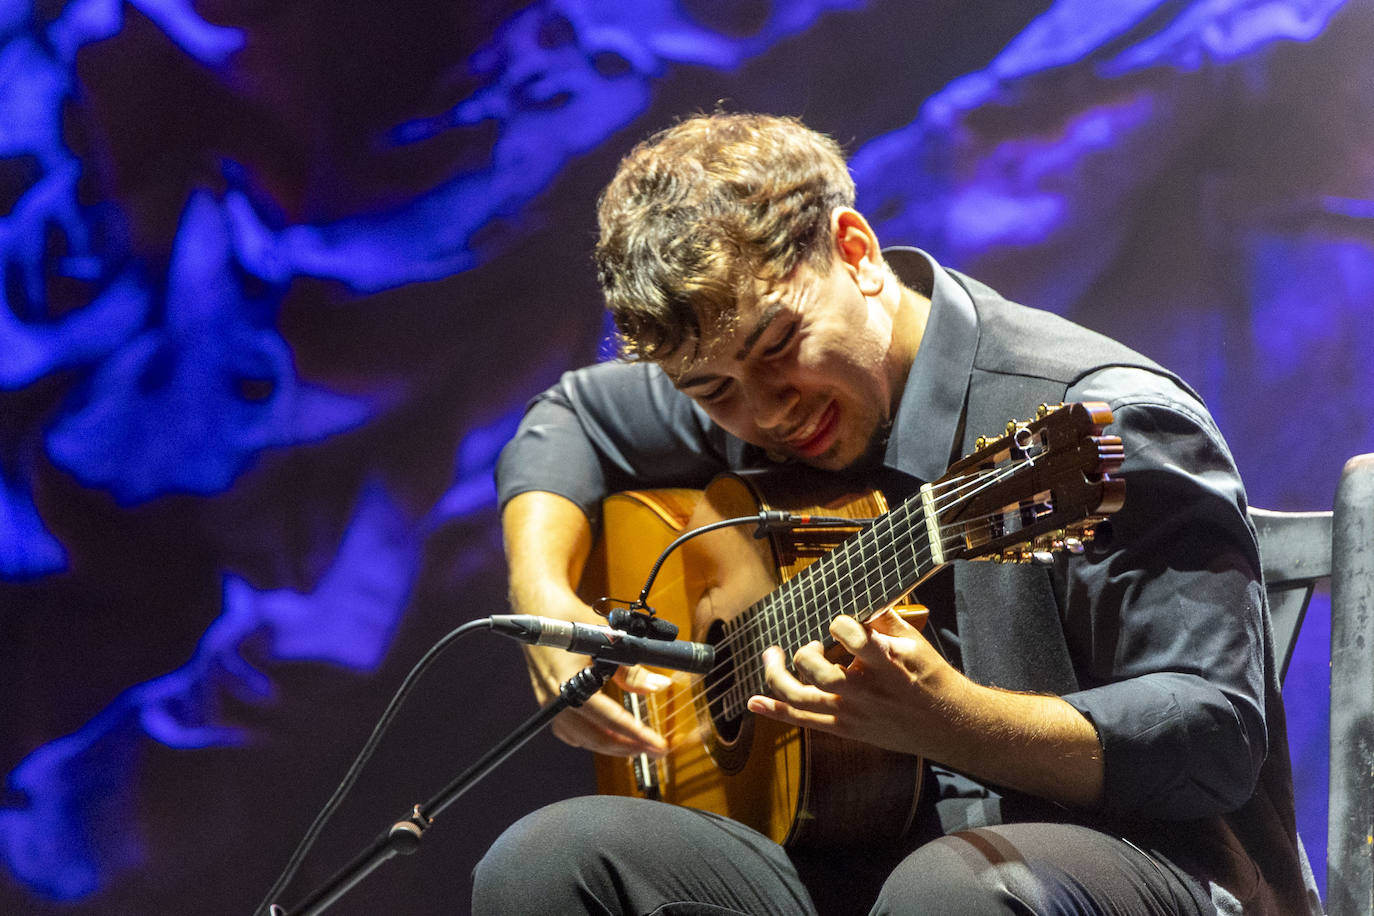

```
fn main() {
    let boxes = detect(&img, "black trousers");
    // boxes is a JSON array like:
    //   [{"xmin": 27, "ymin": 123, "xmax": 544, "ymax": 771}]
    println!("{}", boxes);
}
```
[{"xmin": 471, "ymin": 796, "xmax": 1215, "ymax": 915}]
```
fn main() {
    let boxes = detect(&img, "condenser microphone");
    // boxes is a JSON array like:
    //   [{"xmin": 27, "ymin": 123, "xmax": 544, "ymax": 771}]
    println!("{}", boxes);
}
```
[{"xmin": 487, "ymin": 614, "xmax": 715, "ymax": 674}]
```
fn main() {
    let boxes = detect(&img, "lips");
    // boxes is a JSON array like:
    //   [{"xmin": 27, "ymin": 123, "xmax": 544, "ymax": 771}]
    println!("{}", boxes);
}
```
[{"xmin": 787, "ymin": 401, "xmax": 839, "ymax": 458}]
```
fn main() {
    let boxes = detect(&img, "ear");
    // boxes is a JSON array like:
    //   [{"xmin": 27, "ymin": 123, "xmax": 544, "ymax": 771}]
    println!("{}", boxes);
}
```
[{"xmin": 831, "ymin": 207, "xmax": 885, "ymax": 296}]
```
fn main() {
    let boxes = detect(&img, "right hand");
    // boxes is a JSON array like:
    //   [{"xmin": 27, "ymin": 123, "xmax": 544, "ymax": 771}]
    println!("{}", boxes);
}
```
[
  {"xmin": 524, "ymin": 641, "xmax": 671, "ymax": 758},
  {"xmin": 501, "ymin": 490, "xmax": 670, "ymax": 758}
]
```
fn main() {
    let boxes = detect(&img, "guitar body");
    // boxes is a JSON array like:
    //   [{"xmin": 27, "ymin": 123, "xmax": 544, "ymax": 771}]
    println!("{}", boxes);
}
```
[
  {"xmin": 585, "ymin": 471, "xmax": 925, "ymax": 849},
  {"xmin": 581, "ymin": 401, "xmax": 1125, "ymax": 849}
]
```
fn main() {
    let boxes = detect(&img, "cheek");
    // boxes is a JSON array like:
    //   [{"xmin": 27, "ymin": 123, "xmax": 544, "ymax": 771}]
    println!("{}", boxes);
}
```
[
  {"xmin": 800, "ymin": 331, "xmax": 884, "ymax": 383},
  {"xmin": 794, "ymin": 332, "xmax": 843, "ymax": 373},
  {"xmin": 701, "ymin": 402, "xmax": 755, "ymax": 439}
]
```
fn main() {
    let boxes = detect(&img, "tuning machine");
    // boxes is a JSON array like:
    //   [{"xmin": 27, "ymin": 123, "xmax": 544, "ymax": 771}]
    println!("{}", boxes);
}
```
[{"xmin": 992, "ymin": 524, "xmax": 1099, "ymax": 565}]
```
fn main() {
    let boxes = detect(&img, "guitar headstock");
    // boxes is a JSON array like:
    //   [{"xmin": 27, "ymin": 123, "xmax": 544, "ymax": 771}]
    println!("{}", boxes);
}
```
[{"xmin": 934, "ymin": 402, "xmax": 1124, "ymax": 564}]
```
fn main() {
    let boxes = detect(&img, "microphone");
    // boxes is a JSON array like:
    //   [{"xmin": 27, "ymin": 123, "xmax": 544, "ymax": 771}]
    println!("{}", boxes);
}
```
[{"xmin": 488, "ymin": 615, "xmax": 715, "ymax": 674}]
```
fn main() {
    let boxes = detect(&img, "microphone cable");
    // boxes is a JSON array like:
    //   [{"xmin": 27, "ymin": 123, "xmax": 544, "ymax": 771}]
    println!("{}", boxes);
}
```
[{"xmin": 253, "ymin": 618, "xmax": 489, "ymax": 916}]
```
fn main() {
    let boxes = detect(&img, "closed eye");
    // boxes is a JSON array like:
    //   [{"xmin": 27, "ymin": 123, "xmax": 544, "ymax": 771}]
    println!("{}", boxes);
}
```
[
  {"xmin": 697, "ymin": 378, "xmax": 732, "ymax": 403},
  {"xmin": 761, "ymin": 322, "xmax": 798, "ymax": 358}
]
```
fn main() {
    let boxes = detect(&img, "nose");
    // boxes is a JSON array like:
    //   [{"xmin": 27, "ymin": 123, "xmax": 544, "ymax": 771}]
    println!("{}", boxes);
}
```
[{"xmin": 746, "ymin": 371, "xmax": 800, "ymax": 432}]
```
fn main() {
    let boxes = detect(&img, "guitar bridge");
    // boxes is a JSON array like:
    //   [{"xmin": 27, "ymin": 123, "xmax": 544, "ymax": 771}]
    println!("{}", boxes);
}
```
[{"xmin": 621, "ymin": 691, "xmax": 662, "ymax": 799}]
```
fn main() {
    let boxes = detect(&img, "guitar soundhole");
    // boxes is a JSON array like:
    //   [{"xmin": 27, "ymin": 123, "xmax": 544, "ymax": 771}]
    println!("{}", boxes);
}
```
[
  {"xmin": 697, "ymin": 617, "xmax": 759, "ymax": 778},
  {"xmin": 703, "ymin": 618, "xmax": 744, "ymax": 744}
]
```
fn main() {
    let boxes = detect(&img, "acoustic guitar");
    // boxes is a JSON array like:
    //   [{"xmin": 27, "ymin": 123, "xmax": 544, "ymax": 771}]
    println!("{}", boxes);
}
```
[{"xmin": 579, "ymin": 402, "xmax": 1124, "ymax": 848}]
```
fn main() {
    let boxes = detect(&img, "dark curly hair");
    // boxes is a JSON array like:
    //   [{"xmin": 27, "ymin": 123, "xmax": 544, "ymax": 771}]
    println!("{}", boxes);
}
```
[{"xmin": 594, "ymin": 112, "xmax": 855, "ymax": 360}]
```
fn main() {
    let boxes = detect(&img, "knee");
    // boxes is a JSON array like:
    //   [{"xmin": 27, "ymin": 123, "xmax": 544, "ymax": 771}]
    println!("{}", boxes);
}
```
[
  {"xmin": 471, "ymin": 796, "xmax": 607, "ymax": 913},
  {"xmin": 474, "ymin": 795, "xmax": 691, "ymax": 914},
  {"xmin": 872, "ymin": 832, "xmax": 1044, "ymax": 916}
]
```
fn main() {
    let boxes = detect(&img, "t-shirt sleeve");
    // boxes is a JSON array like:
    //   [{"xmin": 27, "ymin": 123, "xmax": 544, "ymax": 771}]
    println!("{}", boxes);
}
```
[{"xmin": 495, "ymin": 360, "xmax": 737, "ymax": 521}]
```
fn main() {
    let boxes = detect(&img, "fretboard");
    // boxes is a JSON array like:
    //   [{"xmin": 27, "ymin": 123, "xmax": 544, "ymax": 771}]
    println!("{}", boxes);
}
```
[{"xmin": 717, "ymin": 494, "xmax": 944, "ymax": 718}]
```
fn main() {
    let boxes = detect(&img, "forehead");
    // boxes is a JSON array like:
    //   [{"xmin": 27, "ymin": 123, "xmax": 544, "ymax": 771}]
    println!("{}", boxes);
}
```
[{"xmin": 657, "ymin": 268, "xmax": 818, "ymax": 382}]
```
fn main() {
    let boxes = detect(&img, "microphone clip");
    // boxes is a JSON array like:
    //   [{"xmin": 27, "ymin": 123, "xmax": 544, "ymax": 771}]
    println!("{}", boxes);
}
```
[{"xmin": 606, "ymin": 606, "xmax": 679, "ymax": 642}]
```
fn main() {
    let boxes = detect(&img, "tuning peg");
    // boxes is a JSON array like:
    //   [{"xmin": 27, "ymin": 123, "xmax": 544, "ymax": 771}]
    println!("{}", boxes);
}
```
[
  {"xmin": 1066, "ymin": 521, "xmax": 1102, "ymax": 545},
  {"xmin": 993, "ymin": 543, "xmax": 1080, "ymax": 565}
]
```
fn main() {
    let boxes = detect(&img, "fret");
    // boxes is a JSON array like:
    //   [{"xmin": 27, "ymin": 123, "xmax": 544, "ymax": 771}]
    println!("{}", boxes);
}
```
[
  {"xmin": 718, "ymin": 486, "xmax": 954, "ymax": 720},
  {"xmin": 753, "ymin": 494, "xmax": 936, "ymax": 646}
]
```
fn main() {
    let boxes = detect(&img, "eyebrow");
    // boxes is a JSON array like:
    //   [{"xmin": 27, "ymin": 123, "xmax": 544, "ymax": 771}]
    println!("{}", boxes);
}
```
[
  {"xmin": 675, "ymin": 300, "xmax": 786, "ymax": 390},
  {"xmin": 734, "ymin": 300, "xmax": 785, "ymax": 361}
]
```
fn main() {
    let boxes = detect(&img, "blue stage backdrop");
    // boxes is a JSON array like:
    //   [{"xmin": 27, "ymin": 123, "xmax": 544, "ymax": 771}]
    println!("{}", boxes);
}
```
[{"xmin": 2, "ymin": 1, "xmax": 1371, "ymax": 913}]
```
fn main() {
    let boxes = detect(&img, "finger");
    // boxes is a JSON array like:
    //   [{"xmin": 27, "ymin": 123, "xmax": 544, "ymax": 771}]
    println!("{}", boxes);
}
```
[
  {"xmin": 832, "ymin": 612, "xmax": 910, "ymax": 669},
  {"xmin": 554, "ymin": 717, "xmax": 660, "ymax": 757},
  {"xmin": 596, "ymin": 701, "xmax": 669, "ymax": 756},
  {"xmin": 760, "ymin": 646, "xmax": 834, "ymax": 707},
  {"xmin": 559, "ymin": 718, "xmax": 664, "ymax": 757},
  {"xmin": 557, "ymin": 694, "xmax": 667, "ymax": 757},
  {"xmin": 747, "ymin": 692, "xmax": 837, "ymax": 730},
  {"xmin": 868, "ymin": 607, "xmax": 922, "ymax": 638},
  {"xmin": 614, "ymin": 664, "xmax": 673, "ymax": 694},
  {"xmin": 828, "ymin": 615, "xmax": 871, "ymax": 656},
  {"xmin": 791, "ymin": 640, "xmax": 845, "ymax": 690}
]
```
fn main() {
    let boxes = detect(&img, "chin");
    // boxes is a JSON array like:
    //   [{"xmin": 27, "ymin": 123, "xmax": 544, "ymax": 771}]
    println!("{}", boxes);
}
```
[
  {"xmin": 805, "ymin": 442, "xmax": 867, "ymax": 472},
  {"xmin": 839, "ymin": 426, "xmax": 890, "ymax": 472}
]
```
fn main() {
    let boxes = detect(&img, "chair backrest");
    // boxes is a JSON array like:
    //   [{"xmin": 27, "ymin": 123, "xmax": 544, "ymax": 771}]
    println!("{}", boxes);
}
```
[
  {"xmin": 1250, "ymin": 453, "xmax": 1374, "ymax": 916},
  {"xmin": 1250, "ymin": 507, "xmax": 1332, "ymax": 681}
]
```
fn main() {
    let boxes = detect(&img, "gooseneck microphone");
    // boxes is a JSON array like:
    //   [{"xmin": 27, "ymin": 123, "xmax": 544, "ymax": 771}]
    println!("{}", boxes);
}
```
[{"xmin": 488, "ymin": 614, "xmax": 715, "ymax": 674}]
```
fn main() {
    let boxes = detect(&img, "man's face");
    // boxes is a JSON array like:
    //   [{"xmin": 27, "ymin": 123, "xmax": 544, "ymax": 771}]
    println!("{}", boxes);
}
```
[{"xmin": 661, "ymin": 255, "xmax": 906, "ymax": 471}]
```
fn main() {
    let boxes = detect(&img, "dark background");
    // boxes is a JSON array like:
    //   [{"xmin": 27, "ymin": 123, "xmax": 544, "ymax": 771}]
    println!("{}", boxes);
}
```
[{"xmin": 2, "ymin": 1, "xmax": 1371, "ymax": 912}]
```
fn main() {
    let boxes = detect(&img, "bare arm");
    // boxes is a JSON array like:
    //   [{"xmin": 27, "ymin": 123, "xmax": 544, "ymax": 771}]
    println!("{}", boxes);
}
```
[{"xmin": 502, "ymin": 490, "xmax": 668, "ymax": 758}]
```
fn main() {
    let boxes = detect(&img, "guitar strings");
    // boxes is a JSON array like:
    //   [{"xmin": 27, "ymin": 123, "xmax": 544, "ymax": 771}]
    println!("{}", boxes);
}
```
[
  {"xmin": 702, "ymin": 457, "xmax": 1027, "ymax": 673},
  {"xmin": 687, "ymin": 459, "xmax": 1030, "ymax": 710},
  {"xmin": 746, "ymin": 455, "xmax": 1038, "ymax": 667},
  {"xmin": 639, "ymin": 455, "xmax": 1056, "ymax": 749},
  {"xmin": 646, "ymin": 456, "xmax": 1034, "ymax": 730},
  {"xmin": 641, "ymin": 500, "xmax": 1011, "ymax": 748}
]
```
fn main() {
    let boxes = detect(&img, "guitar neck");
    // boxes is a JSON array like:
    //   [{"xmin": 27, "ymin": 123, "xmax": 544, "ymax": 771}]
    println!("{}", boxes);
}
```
[{"xmin": 722, "ymin": 495, "xmax": 940, "ymax": 711}]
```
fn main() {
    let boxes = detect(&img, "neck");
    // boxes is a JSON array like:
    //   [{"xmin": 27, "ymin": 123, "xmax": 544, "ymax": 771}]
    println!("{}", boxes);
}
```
[{"xmin": 886, "ymin": 278, "xmax": 930, "ymax": 411}]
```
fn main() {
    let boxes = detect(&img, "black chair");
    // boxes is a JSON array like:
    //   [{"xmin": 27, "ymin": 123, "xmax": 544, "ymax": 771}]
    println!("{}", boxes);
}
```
[{"xmin": 1250, "ymin": 453, "xmax": 1374, "ymax": 916}]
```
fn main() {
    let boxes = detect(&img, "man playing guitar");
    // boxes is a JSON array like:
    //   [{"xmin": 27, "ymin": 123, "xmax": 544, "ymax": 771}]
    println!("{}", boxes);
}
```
[{"xmin": 473, "ymin": 112, "xmax": 1316, "ymax": 915}]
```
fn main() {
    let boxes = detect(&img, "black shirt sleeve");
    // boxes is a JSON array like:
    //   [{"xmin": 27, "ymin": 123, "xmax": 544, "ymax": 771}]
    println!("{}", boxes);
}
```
[
  {"xmin": 495, "ymin": 361, "xmax": 738, "ymax": 521},
  {"xmin": 1060, "ymin": 368, "xmax": 1268, "ymax": 819}
]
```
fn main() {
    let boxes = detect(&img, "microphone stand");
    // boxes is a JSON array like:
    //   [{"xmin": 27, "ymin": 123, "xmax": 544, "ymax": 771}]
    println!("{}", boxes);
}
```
[{"xmin": 268, "ymin": 659, "xmax": 620, "ymax": 915}]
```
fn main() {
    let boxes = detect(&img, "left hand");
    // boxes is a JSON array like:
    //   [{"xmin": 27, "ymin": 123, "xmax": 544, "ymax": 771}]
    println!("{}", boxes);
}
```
[
  {"xmin": 745, "ymin": 609, "xmax": 968, "ymax": 758},
  {"xmin": 747, "ymin": 609, "xmax": 1106, "ymax": 808}
]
